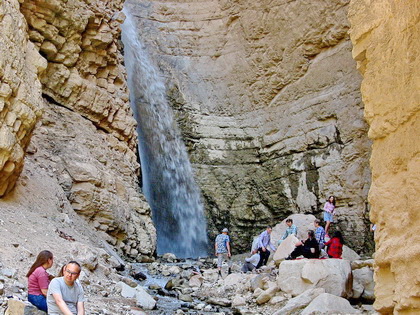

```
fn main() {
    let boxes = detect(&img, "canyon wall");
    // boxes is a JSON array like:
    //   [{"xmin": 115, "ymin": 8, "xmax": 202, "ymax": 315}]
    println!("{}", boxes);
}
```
[
  {"xmin": 0, "ymin": 0, "xmax": 156, "ymax": 259},
  {"xmin": 349, "ymin": 0, "xmax": 420, "ymax": 313},
  {"xmin": 127, "ymin": 0, "xmax": 372, "ymax": 252}
]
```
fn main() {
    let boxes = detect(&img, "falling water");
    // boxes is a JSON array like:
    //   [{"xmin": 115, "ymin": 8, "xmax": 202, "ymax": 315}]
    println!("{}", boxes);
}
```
[{"xmin": 121, "ymin": 7, "xmax": 208, "ymax": 258}]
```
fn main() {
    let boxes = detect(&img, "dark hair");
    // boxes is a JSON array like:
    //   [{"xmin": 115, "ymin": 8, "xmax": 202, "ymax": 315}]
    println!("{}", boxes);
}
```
[
  {"xmin": 314, "ymin": 219, "xmax": 321, "ymax": 225},
  {"xmin": 328, "ymin": 196, "xmax": 336, "ymax": 206},
  {"xmin": 307, "ymin": 230, "xmax": 315, "ymax": 238},
  {"xmin": 333, "ymin": 231, "xmax": 344, "ymax": 244},
  {"xmin": 267, "ymin": 225, "xmax": 272, "ymax": 229},
  {"xmin": 286, "ymin": 219, "xmax": 293, "ymax": 223},
  {"xmin": 67, "ymin": 261, "xmax": 81, "ymax": 270},
  {"xmin": 26, "ymin": 250, "xmax": 53, "ymax": 277}
]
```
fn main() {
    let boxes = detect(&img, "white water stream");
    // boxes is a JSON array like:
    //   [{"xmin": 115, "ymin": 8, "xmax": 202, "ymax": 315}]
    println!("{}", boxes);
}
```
[{"xmin": 121, "ymin": 7, "xmax": 208, "ymax": 258}]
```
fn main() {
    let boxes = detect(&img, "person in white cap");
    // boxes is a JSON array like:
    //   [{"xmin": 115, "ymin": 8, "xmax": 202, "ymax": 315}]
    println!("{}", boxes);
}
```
[{"xmin": 214, "ymin": 228, "xmax": 232, "ymax": 275}]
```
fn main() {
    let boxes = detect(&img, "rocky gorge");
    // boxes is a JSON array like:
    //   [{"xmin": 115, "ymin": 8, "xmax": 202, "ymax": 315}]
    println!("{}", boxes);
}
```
[{"xmin": 0, "ymin": 0, "xmax": 419, "ymax": 314}]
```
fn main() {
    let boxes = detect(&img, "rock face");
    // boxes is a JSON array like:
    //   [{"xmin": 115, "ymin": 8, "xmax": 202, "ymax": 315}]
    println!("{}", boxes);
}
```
[
  {"xmin": 301, "ymin": 293, "xmax": 360, "ymax": 315},
  {"xmin": 277, "ymin": 259, "xmax": 353, "ymax": 298},
  {"xmin": 0, "ymin": 0, "xmax": 45, "ymax": 197},
  {"xmin": 125, "ymin": 0, "xmax": 372, "ymax": 253},
  {"xmin": 348, "ymin": 0, "xmax": 420, "ymax": 313},
  {"xmin": 0, "ymin": 0, "xmax": 156, "ymax": 258}
]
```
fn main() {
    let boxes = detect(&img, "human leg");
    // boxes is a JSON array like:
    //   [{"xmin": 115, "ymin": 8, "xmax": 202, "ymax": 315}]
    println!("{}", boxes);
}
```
[
  {"xmin": 241, "ymin": 262, "xmax": 255, "ymax": 273},
  {"xmin": 217, "ymin": 253, "xmax": 223, "ymax": 272},
  {"xmin": 28, "ymin": 294, "xmax": 47, "ymax": 312}
]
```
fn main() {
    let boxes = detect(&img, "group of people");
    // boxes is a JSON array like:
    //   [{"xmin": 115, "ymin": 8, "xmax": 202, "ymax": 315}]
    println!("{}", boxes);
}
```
[
  {"xmin": 26, "ymin": 250, "xmax": 85, "ymax": 314},
  {"xmin": 214, "ymin": 195, "xmax": 345, "ymax": 274}
]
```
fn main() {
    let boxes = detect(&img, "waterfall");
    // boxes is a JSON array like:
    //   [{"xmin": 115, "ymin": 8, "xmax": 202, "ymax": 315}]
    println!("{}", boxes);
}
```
[{"xmin": 121, "ymin": 7, "xmax": 209, "ymax": 258}]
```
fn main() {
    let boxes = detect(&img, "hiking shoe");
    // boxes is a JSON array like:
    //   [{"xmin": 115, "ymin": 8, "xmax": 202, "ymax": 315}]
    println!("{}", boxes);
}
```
[
  {"xmin": 285, "ymin": 256, "xmax": 292, "ymax": 260},
  {"xmin": 228, "ymin": 268, "xmax": 232, "ymax": 274},
  {"xmin": 218, "ymin": 270, "xmax": 222, "ymax": 276}
]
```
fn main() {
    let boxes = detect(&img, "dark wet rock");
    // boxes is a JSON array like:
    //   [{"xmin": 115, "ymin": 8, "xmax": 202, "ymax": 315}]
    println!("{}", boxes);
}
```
[{"xmin": 132, "ymin": 271, "xmax": 147, "ymax": 281}]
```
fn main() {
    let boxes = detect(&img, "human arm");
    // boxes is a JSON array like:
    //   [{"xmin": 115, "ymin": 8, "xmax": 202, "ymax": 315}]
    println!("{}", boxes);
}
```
[
  {"xmin": 227, "ymin": 241, "xmax": 231, "ymax": 257},
  {"xmin": 52, "ymin": 293, "xmax": 75, "ymax": 315},
  {"xmin": 77, "ymin": 301, "xmax": 85, "ymax": 315}
]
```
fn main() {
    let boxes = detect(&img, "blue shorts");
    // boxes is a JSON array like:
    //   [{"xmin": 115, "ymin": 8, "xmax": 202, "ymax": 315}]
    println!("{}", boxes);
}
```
[{"xmin": 324, "ymin": 211, "xmax": 334, "ymax": 222}]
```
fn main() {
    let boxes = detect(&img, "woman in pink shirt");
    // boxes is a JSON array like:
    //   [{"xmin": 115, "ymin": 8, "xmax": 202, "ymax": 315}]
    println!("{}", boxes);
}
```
[
  {"xmin": 26, "ymin": 250, "xmax": 54, "ymax": 312},
  {"xmin": 323, "ymin": 196, "xmax": 336, "ymax": 237}
]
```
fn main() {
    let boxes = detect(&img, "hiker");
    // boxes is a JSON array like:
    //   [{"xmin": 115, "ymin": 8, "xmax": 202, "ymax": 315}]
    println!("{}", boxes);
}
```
[
  {"xmin": 256, "ymin": 226, "xmax": 276, "ymax": 268},
  {"xmin": 286, "ymin": 230, "xmax": 320, "ymax": 260},
  {"xmin": 214, "ymin": 228, "xmax": 232, "ymax": 275},
  {"xmin": 47, "ymin": 261, "xmax": 85, "ymax": 315},
  {"xmin": 314, "ymin": 219, "xmax": 326, "ymax": 250},
  {"xmin": 325, "ymin": 231, "xmax": 344, "ymax": 258},
  {"xmin": 323, "ymin": 196, "xmax": 336, "ymax": 236},
  {"xmin": 278, "ymin": 218, "xmax": 298, "ymax": 245},
  {"xmin": 241, "ymin": 250, "xmax": 260, "ymax": 273},
  {"xmin": 27, "ymin": 250, "xmax": 54, "ymax": 312}
]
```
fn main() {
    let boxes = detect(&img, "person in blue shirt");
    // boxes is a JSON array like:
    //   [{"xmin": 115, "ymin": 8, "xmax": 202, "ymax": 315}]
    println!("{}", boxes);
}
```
[
  {"xmin": 215, "ymin": 228, "xmax": 232, "ymax": 275},
  {"xmin": 256, "ymin": 226, "xmax": 276, "ymax": 269}
]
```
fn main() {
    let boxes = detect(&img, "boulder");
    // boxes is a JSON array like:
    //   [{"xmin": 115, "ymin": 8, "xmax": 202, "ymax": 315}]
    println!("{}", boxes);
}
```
[
  {"xmin": 351, "ymin": 259, "xmax": 374, "ymax": 270},
  {"xmin": 250, "ymin": 274, "xmax": 266, "ymax": 291},
  {"xmin": 301, "ymin": 293, "xmax": 361, "ymax": 314},
  {"xmin": 202, "ymin": 269, "xmax": 219, "ymax": 283},
  {"xmin": 272, "ymin": 214, "xmax": 317, "ymax": 244},
  {"xmin": 277, "ymin": 259, "xmax": 352, "ymax": 297},
  {"xmin": 206, "ymin": 297, "xmax": 231, "ymax": 307},
  {"xmin": 269, "ymin": 295, "xmax": 287, "ymax": 305},
  {"xmin": 232, "ymin": 295, "xmax": 247, "ymax": 306},
  {"xmin": 224, "ymin": 273, "xmax": 244, "ymax": 287},
  {"xmin": 188, "ymin": 275, "xmax": 203, "ymax": 287},
  {"xmin": 352, "ymin": 266, "xmax": 375, "ymax": 301},
  {"xmin": 273, "ymin": 288, "xmax": 325, "ymax": 314},
  {"xmin": 6, "ymin": 299, "xmax": 46, "ymax": 315},
  {"xmin": 342, "ymin": 245, "xmax": 361, "ymax": 261},
  {"xmin": 162, "ymin": 253, "xmax": 177, "ymax": 262},
  {"xmin": 117, "ymin": 281, "xmax": 137, "ymax": 298},
  {"xmin": 179, "ymin": 294, "xmax": 193, "ymax": 302},
  {"xmin": 135, "ymin": 286, "xmax": 157, "ymax": 310},
  {"xmin": 273, "ymin": 235, "xmax": 300, "ymax": 264},
  {"xmin": 256, "ymin": 286, "xmax": 279, "ymax": 305}
]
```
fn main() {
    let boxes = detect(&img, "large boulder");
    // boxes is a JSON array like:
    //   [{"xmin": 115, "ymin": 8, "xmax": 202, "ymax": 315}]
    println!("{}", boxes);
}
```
[
  {"xmin": 342, "ymin": 245, "xmax": 361, "ymax": 261},
  {"xmin": 273, "ymin": 235, "xmax": 300, "ymax": 264},
  {"xmin": 116, "ymin": 282, "xmax": 156, "ymax": 310},
  {"xmin": 273, "ymin": 288, "xmax": 325, "ymax": 315},
  {"xmin": 277, "ymin": 259, "xmax": 352, "ymax": 297},
  {"xmin": 252, "ymin": 214, "xmax": 317, "ymax": 250},
  {"xmin": 272, "ymin": 214, "xmax": 318, "ymax": 244},
  {"xmin": 301, "ymin": 293, "xmax": 360, "ymax": 314},
  {"xmin": 6, "ymin": 299, "xmax": 46, "ymax": 315},
  {"xmin": 352, "ymin": 266, "xmax": 375, "ymax": 301}
]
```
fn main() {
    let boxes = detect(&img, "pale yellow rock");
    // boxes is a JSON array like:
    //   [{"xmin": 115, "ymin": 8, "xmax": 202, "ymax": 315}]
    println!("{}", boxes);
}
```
[{"xmin": 348, "ymin": 0, "xmax": 420, "ymax": 314}]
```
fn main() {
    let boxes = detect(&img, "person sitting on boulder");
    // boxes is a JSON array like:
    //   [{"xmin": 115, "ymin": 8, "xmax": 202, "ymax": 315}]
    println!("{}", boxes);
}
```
[
  {"xmin": 325, "ymin": 231, "xmax": 344, "ymax": 258},
  {"xmin": 26, "ymin": 250, "xmax": 54, "ymax": 312},
  {"xmin": 286, "ymin": 230, "xmax": 320, "ymax": 260},
  {"xmin": 278, "ymin": 218, "xmax": 298, "ymax": 245},
  {"xmin": 241, "ymin": 250, "xmax": 260, "ymax": 273},
  {"xmin": 314, "ymin": 219, "xmax": 326, "ymax": 250}
]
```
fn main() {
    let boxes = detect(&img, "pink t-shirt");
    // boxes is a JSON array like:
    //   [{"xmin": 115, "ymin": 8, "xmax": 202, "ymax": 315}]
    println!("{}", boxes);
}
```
[
  {"xmin": 28, "ymin": 266, "xmax": 50, "ymax": 295},
  {"xmin": 324, "ymin": 201, "xmax": 335, "ymax": 213}
]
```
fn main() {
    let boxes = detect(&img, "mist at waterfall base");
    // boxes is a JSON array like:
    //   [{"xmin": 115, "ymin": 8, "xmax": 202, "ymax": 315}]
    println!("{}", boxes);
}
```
[{"xmin": 121, "ymin": 8, "xmax": 209, "ymax": 258}]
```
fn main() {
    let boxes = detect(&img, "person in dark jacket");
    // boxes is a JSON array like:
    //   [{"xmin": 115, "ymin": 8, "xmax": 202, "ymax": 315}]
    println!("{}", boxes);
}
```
[{"xmin": 286, "ymin": 230, "xmax": 320, "ymax": 260}]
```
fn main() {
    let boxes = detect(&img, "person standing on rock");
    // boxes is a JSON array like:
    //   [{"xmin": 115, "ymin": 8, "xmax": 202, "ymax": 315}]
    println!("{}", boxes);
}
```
[
  {"xmin": 314, "ymin": 219, "xmax": 326, "ymax": 250},
  {"xmin": 278, "ymin": 218, "xmax": 298, "ymax": 245},
  {"xmin": 215, "ymin": 228, "xmax": 232, "ymax": 275},
  {"xmin": 27, "ymin": 250, "xmax": 54, "ymax": 312},
  {"xmin": 47, "ymin": 261, "xmax": 85, "ymax": 315},
  {"xmin": 323, "ymin": 196, "xmax": 336, "ymax": 237},
  {"xmin": 256, "ymin": 226, "xmax": 276, "ymax": 269}
]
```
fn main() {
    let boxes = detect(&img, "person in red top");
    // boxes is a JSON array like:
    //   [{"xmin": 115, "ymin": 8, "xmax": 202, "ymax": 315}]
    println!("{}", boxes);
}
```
[
  {"xmin": 27, "ymin": 250, "xmax": 54, "ymax": 312},
  {"xmin": 325, "ymin": 231, "xmax": 344, "ymax": 258}
]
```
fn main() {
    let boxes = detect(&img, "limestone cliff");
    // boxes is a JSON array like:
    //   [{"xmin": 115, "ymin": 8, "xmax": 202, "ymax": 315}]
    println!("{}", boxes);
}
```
[
  {"xmin": 349, "ymin": 0, "xmax": 420, "ymax": 313},
  {"xmin": 126, "ymin": 0, "xmax": 372, "ymax": 253},
  {"xmin": 0, "ymin": 0, "xmax": 156, "ymax": 259}
]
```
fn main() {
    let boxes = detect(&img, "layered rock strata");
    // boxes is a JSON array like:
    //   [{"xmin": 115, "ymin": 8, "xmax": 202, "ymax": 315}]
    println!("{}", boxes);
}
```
[
  {"xmin": 0, "ymin": 0, "xmax": 45, "ymax": 197},
  {"xmin": 126, "ymin": 0, "xmax": 372, "ymax": 252},
  {"xmin": 0, "ymin": 0, "xmax": 156, "ymax": 258},
  {"xmin": 349, "ymin": 0, "xmax": 420, "ymax": 313}
]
